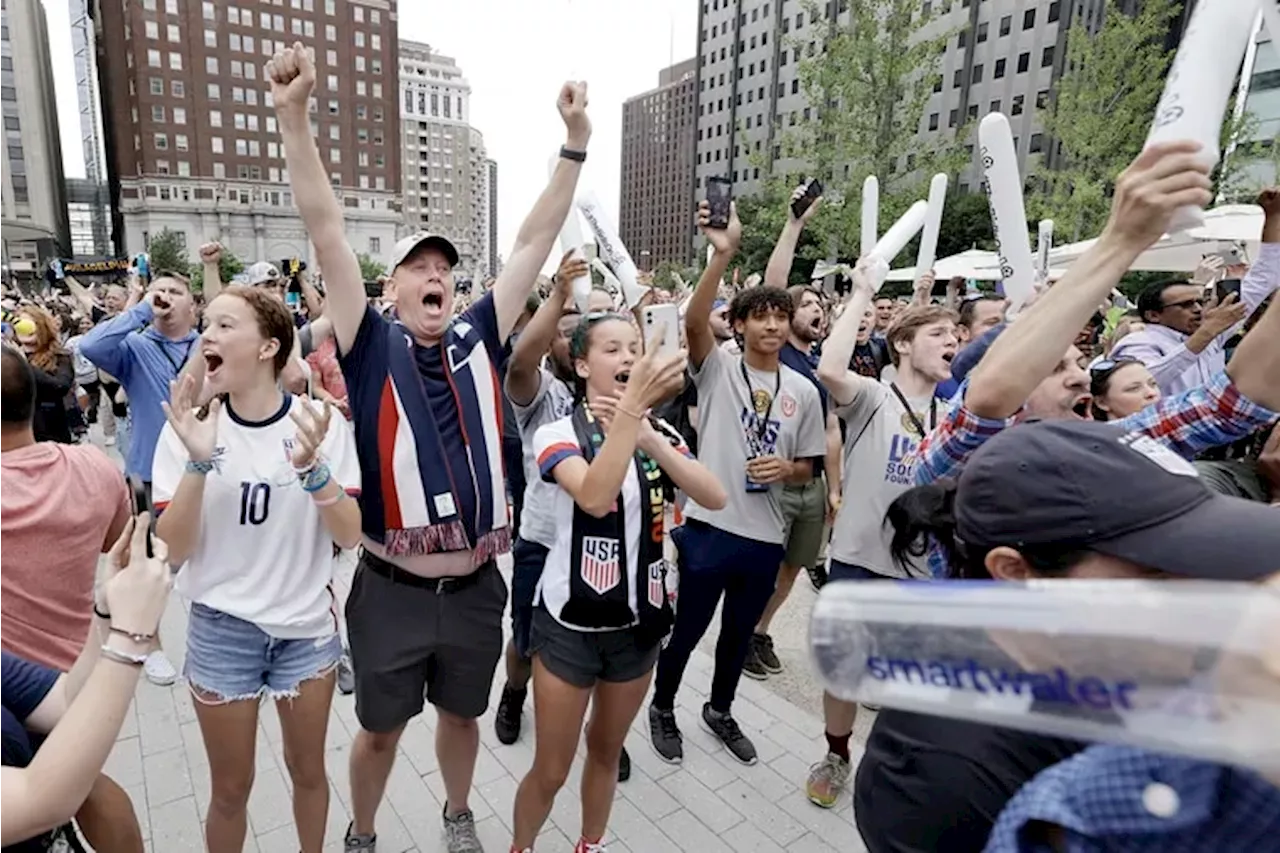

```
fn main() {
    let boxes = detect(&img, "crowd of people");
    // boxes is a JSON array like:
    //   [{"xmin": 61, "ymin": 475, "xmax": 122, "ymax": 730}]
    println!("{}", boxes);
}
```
[{"xmin": 2, "ymin": 39, "xmax": 1279, "ymax": 853}]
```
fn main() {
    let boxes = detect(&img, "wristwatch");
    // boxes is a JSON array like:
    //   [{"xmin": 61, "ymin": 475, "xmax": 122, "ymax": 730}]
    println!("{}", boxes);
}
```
[{"xmin": 559, "ymin": 146, "xmax": 587, "ymax": 163}]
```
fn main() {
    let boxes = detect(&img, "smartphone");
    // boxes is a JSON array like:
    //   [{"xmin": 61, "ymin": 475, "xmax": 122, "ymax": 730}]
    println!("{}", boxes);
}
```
[
  {"xmin": 285, "ymin": 290, "xmax": 300, "ymax": 311},
  {"xmin": 791, "ymin": 178, "xmax": 823, "ymax": 219},
  {"xmin": 128, "ymin": 476, "xmax": 156, "ymax": 559},
  {"xmin": 641, "ymin": 304, "xmax": 681, "ymax": 358},
  {"xmin": 706, "ymin": 176, "xmax": 732, "ymax": 229},
  {"xmin": 1215, "ymin": 278, "xmax": 1242, "ymax": 303}
]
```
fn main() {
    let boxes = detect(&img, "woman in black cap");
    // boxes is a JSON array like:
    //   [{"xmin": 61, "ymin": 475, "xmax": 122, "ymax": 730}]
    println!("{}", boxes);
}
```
[{"xmin": 849, "ymin": 418, "xmax": 1280, "ymax": 853}]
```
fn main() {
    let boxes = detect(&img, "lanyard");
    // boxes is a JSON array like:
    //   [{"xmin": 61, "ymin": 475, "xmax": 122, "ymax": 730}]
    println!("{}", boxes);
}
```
[
  {"xmin": 152, "ymin": 336, "xmax": 195, "ymax": 376},
  {"xmin": 890, "ymin": 382, "xmax": 937, "ymax": 439},
  {"xmin": 740, "ymin": 359, "xmax": 782, "ymax": 443}
]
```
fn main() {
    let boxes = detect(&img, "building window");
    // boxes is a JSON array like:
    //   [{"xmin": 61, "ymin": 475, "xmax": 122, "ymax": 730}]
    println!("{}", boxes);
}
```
[
  {"xmin": 171, "ymin": 80, "xmax": 184, "ymax": 97},
  {"xmin": 207, "ymin": 57, "xmax": 219, "ymax": 74},
  {"xmin": 928, "ymin": 112, "xmax": 939, "ymax": 131},
  {"xmin": 151, "ymin": 105, "xmax": 165, "ymax": 122},
  {"xmin": 1023, "ymin": 8, "xmax": 1035, "ymax": 29},
  {"xmin": 327, "ymin": 74, "xmax": 338, "ymax": 90},
  {"xmin": 958, "ymin": 30, "xmax": 966, "ymax": 48},
  {"xmin": 999, "ymin": 15, "xmax": 1011, "ymax": 37},
  {"xmin": 212, "ymin": 137, "xmax": 223, "ymax": 153},
  {"xmin": 1042, "ymin": 45, "xmax": 1055, "ymax": 67},
  {"xmin": 208, "ymin": 83, "xmax": 221, "ymax": 100},
  {"xmin": 329, "ymin": 148, "xmax": 341, "ymax": 163},
  {"xmin": 977, "ymin": 22, "xmax": 988, "ymax": 42},
  {"xmin": 1048, "ymin": 1, "xmax": 1060, "ymax": 23},
  {"xmin": 1029, "ymin": 133, "xmax": 1044, "ymax": 153},
  {"xmin": 167, "ymin": 24, "xmax": 180, "ymax": 42},
  {"xmin": 990, "ymin": 99, "xmax": 1001, "ymax": 113},
  {"xmin": 1012, "ymin": 94, "xmax": 1025, "ymax": 115},
  {"xmin": 148, "ymin": 49, "xmax": 162, "ymax": 67},
  {"xmin": 1036, "ymin": 89, "xmax": 1050, "ymax": 109},
  {"xmin": 949, "ymin": 109, "xmax": 958, "ymax": 127},
  {"xmin": 1017, "ymin": 52, "xmax": 1030, "ymax": 73},
  {"xmin": 972, "ymin": 63, "xmax": 983, "ymax": 83},
  {"xmin": 145, "ymin": 20, "xmax": 159, "ymax": 39},
  {"xmin": 210, "ymin": 110, "xmax": 222, "ymax": 127},
  {"xmin": 173, "ymin": 107, "xmax": 187, "ymax": 125},
  {"xmin": 953, "ymin": 69, "xmax": 962, "ymax": 88},
  {"xmin": 176, "ymin": 134, "xmax": 189, "ymax": 151},
  {"xmin": 203, "ymin": 1, "xmax": 215, "ymax": 19},
  {"xmin": 325, "ymin": 24, "xmax": 336, "ymax": 40},
  {"xmin": 235, "ymin": 139, "xmax": 248, "ymax": 155},
  {"xmin": 356, "ymin": 80, "xmax": 366, "ymax": 96},
  {"xmin": 154, "ymin": 133, "xmax": 168, "ymax": 150},
  {"xmin": 213, "ymin": 162, "xmax": 226, "ymax": 179},
  {"xmin": 168, "ymin": 52, "xmax": 182, "ymax": 70},
  {"xmin": 967, "ymin": 104, "xmax": 978, "ymax": 120},
  {"xmin": 354, "ymin": 31, "xmax": 365, "ymax": 47},
  {"xmin": 150, "ymin": 77, "xmax": 164, "ymax": 95},
  {"xmin": 995, "ymin": 58, "xmax": 1006, "ymax": 78}
]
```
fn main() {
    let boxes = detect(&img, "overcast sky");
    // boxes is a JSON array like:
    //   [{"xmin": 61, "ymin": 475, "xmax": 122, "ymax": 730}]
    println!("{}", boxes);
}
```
[{"xmin": 47, "ymin": 0, "xmax": 698, "ymax": 265}]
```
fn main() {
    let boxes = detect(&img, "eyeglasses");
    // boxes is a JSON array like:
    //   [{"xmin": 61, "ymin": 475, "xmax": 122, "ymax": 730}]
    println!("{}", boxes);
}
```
[{"xmin": 1160, "ymin": 297, "xmax": 1205, "ymax": 311}]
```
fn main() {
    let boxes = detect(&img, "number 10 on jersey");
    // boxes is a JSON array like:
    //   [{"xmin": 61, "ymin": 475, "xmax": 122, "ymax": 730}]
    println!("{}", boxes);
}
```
[{"xmin": 240, "ymin": 481, "xmax": 271, "ymax": 525}]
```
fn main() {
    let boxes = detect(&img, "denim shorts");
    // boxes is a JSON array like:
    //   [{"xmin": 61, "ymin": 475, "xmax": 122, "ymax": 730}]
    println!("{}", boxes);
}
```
[{"xmin": 184, "ymin": 602, "xmax": 342, "ymax": 704}]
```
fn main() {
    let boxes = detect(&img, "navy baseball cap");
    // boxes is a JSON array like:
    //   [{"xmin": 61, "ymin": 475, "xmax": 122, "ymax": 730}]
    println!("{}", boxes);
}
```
[{"xmin": 954, "ymin": 420, "xmax": 1280, "ymax": 580}]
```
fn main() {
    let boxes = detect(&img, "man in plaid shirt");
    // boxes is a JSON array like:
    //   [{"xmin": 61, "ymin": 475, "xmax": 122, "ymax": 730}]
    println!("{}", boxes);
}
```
[{"xmin": 911, "ymin": 148, "xmax": 1280, "ymax": 579}]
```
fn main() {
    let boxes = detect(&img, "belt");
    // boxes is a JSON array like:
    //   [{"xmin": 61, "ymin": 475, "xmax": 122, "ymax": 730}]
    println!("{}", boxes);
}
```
[{"xmin": 360, "ymin": 550, "xmax": 490, "ymax": 594}]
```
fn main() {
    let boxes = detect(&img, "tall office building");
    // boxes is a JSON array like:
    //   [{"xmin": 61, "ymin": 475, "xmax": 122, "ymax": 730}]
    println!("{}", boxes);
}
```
[
  {"xmin": 1234, "ymin": 14, "xmax": 1280, "ymax": 190},
  {"xmin": 619, "ymin": 58, "xmax": 698, "ymax": 270},
  {"xmin": 2, "ymin": 0, "xmax": 71, "ymax": 272},
  {"xmin": 486, "ymin": 157, "xmax": 498, "ymax": 276},
  {"xmin": 70, "ymin": 0, "xmax": 111, "ymax": 255},
  {"xmin": 93, "ymin": 0, "xmax": 402, "ymax": 267},
  {"xmin": 694, "ymin": 0, "xmax": 1087, "ymax": 220},
  {"xmin": 398, "ymin": 40, "xmax": 495, "ymax": 280}
]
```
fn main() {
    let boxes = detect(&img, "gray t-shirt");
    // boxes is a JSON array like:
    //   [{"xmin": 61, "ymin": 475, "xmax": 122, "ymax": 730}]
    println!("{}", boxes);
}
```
[
  {"xmin": 512, "ymin": 367, "xmax": 575, "ymax": 548},
  {"xmin": 685, "ymin": 345, "xmax": 826, "ymax": 544},
  {"xmin": 829, "ymin": 379, "xmax": 952, "ymax": 578}
]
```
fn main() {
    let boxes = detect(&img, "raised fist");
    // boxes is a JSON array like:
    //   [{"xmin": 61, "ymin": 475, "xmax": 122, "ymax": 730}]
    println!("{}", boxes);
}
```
[
  {"xmin": 198, "ymin": 242, "xmax": 223, "ymax": 265},
  {"xmin": 265, "ymin": 41, "xmax": 316, "ymax": 115},
  {"xmin": 557, "ymin": 81, "xmax": 591, "ymax": 147}
]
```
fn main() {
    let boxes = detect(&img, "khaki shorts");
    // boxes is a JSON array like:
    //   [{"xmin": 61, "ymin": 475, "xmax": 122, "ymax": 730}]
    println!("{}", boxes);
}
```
[{"xmin": 780, "ymin": 478, "xmax": 826, "ymax": 570}]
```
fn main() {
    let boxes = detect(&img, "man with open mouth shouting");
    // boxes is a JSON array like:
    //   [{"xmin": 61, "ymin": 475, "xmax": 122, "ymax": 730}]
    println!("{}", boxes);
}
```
[{"xmin": 269, "ymin": 41, "xmax": 591, "ymax": 853}]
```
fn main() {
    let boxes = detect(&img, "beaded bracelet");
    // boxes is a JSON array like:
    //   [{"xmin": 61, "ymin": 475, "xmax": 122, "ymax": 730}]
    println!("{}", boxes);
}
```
[{"xmin": 186, "ymin": 458, "xmax": 215, "ymax": 475}]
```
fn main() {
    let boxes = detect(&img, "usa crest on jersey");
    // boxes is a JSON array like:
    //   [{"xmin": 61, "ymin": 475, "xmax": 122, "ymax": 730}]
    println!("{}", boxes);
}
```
[{"xmin": 580, "ymin": 536, "xmax": 621, "ymax": 594}]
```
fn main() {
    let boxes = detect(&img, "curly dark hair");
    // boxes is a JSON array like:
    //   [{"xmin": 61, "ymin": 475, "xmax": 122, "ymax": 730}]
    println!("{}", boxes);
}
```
[{"xmin": 729, "ymin": 286, "xmax": 794, "ymax": 326}]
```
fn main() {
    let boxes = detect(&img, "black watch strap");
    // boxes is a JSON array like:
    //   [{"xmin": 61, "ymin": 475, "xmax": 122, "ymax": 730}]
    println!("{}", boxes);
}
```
[{"xmin": 559, "ymin": 146, "xmax": 587, "ymax": 163}]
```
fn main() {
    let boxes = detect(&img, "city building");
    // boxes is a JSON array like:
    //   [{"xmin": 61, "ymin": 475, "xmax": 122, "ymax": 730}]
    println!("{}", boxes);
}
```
[
  {"xmin": 693, "ymin": 0, "xmax": 1085, "ymax": 218},
  {"xmin": 485, "ymin": 157, "xmax": 498, "ymax": 276},
  {"xmin": 619, "ymin": 58, "xmax": 698, "ymax": 270},
  {"xmin": 2, "ymin": 0, "xmax": 71, "ymax": 274},
  {"xmin": 398, "ymin": 40, "xmax": 495, "ymax": 280},
  {"xmin": 71, "ymin": 0, "xmax": 112, "ymax": 255},
  {"xmin": 1231, "ymin": 14, "xmax": 1280, "ymax": 192},
  {"xmin": 92, "ymin": 0, "xmax": 402, "ymax": 268}
]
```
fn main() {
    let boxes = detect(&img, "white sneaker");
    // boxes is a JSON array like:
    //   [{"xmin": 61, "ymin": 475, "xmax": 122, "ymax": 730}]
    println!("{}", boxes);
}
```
[{"xmin": 144, "ymin": 650, "xmax": 177, "ymax": 686}]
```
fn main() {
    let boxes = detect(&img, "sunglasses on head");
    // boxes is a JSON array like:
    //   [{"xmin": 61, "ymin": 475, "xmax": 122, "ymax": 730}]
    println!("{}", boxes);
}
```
[{"xmin": 1090, "ymin": 357, "xmax": 1142, "ymax": 378}]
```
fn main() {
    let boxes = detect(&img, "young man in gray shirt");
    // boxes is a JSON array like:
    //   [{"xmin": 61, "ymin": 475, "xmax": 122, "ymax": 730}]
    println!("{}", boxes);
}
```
[{"xmin": 648, "ymin": 202, "xmax": 826, "ymax": 766}]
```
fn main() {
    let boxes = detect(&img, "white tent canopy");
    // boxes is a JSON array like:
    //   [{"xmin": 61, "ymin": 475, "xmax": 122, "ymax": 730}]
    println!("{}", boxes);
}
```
[
  {"xmin": 888, "ymin": 249, "xmax": 1013, "ymax": 282},
  {"xmin": 1047, "ymin": 205, "xmax": 1261, "ymax": 273}
]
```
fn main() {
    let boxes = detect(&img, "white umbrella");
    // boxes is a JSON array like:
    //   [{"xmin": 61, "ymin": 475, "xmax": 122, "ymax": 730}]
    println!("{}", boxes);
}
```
[
  {"xmin": 888, "ymin": 249, "xmax": 1007, "ymax": 281},
  {"xmin": 1187, "ymin": 204, "xmax": 1262, "ymax": 259}
]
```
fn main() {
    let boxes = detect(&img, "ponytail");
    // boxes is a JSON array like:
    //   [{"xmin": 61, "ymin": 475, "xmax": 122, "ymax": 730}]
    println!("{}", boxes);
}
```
[{"xmin": 884, "ymin": 480, "xmax": 978, "ymax": 579}]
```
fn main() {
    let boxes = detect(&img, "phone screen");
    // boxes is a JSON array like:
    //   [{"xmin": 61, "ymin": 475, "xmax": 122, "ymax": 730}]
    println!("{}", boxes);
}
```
[
  {"xmin": 1216, "ymin": 278, "xmax": 1242, "ymax": 303},
  {"xmin": 706, "ymin": 177, "xmax": 732, "ymax": 229},
  {"xmin": 129, "ymin": 477, "xmax": 156, "ymax": 559},
  {"xmin": 285, "ymin": 291, "xmax": 300, "ymax": 311}
]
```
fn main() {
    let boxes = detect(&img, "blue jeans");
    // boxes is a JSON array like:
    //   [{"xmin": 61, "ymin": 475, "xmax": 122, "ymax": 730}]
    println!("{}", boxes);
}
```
[
  {"xmin": 653, "ymin": 520, "xmax": 784, "ymax": 713},
  {"xmin": 184, "ymin": 602, "xmax": 342, "ymax": 704}
]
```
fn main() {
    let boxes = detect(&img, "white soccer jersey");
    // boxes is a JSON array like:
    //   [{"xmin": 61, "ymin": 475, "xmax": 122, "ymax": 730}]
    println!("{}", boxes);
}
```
[{"xmin": 152, "ymin": 395, "xmax": 361, "ymax": 639}]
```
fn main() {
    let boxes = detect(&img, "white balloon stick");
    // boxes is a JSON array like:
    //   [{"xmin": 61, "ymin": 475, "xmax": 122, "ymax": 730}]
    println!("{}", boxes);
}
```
[
  {"xmin": 979, "ymin": 113, "xmax": 1037, "ymax": 311},
  {"xmin": 1036, "ymin": 220, "xmax": 1054, "ymax": 282},
  {"xmin": 547, "ymin": 155, "xmax": 593, "ymax": 311},
  {"xmin": 1144, "ymin": 0, "xmax": 1260, "ymax": 232},
  {"xmin": 576, "ymin": 191, "xmax": 651, "ymax": 309},
  {"xmin": 870, "ymin": 200, "xmax": 928, "ymax": 267},
  {"xmin": 861, "ymin": 175, "xmax": 879, "ymax": 258},
  {"xmin": 915, "ymin": 173, "xmax": 949, "ymax": 274}
]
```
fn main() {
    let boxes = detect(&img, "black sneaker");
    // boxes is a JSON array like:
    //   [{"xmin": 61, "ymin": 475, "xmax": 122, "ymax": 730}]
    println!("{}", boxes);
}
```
[
  {"xmin": 494, "ymin": 684, "xmax": 525, "ymax": 745},
  {"xmin": 753, "ymin": 633, "xmax": 782, "ymax": 674},
  {"xmin": 806, "ymin": 561, "xmax": 829, "ymax": 591},
  {"xmin": 618, "ymin": 745, "xmax": 631, "ymax": 782},
  {"xmin": 700, "ymin": 703, "xmax": 757, "ymax": 765},
  {"xmin": 648, "ymin": 704, "xmax": 683, "ymax": 764},
  {"xmin": 741, "ymin": 637, "xmax": 768, "ymax": 681},
  {"xmin": 337, "ymin": 651, "xmax": 355, "ymax": 696}
]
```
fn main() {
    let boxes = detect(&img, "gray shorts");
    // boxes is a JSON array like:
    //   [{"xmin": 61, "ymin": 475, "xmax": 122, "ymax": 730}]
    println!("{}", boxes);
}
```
[
  {"xmin": 530, "ymin": 606, "xmax": 661, "ymax": 689},
  {"xmin": 346, "ymin": 554, "xmax": 508, "ymax": 730}
]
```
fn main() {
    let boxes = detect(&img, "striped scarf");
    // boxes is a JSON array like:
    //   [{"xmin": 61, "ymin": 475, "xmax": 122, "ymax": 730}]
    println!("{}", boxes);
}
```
[{"xmin": 377, "ymin": 317, "xmax": 510, "ymax": 565}]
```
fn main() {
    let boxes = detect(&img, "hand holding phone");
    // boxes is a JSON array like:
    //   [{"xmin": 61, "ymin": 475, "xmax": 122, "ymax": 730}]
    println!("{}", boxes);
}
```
[
  {"xmin": 706, "ymin": 177, "xmax": 732, "ymax": 230},
  {"xmin": 791, "ymin": 179, "xmax": 823, "ymax": 221},
  {"xmin": 641, "ymin": 304, "xmax": 681, "ymax": 358}
]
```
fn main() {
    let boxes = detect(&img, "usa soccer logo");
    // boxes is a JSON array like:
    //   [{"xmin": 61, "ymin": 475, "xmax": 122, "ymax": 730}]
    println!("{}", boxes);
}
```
[
  {"xmin": 647, "ymin": 559, "xmax": 666, "ymax": 608},
  {"xmin": 580, "ymin": 536, "xmax": 621, "ymax": 594}
]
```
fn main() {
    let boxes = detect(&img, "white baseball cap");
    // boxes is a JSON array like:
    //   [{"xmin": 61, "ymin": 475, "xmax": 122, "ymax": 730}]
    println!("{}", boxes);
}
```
[{"xmin": 389, "ymin": 232, "xmax": 460, "ymax": 273}]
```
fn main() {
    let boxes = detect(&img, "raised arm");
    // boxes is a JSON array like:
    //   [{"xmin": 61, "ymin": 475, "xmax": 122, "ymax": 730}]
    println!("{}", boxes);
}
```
[
  {"xmin": 506, "ymin": 256, "xmax": 578, "ymax": 407},
  {"xmin": 63, "ymin": 276, "xmax": 97, "ymax": 315},
  {"xmin": 1240, "ymin": 188, "xmax": 1280, "ymax": 315},
  {"xmin": 79, "ymin": 299, "xmax": 155, "ymax": 378},
  {"xmin": 817, "ymin": 261, "xmax": 880, "ymax": 407},
  {"xmin": 197, "ymin": 242, "xmax": 224, "ymax": 303},
  {"xmin": 686, "ymin": 201, "xmax": 741, "ymax": 367},
  {"xmin": 965, "ymin": 141, "xmax": 1213, "ymax": 419},
  {"xmin": 490, "ymin": 84, "xmax": 590, "ymax": 342},
  {"xmin": 1226, "ymin": 283, "xmax": 1280, "ymax": 412},
  {"xmin": 268, "ymin": 42, "xmax": 364, "ymax": 356},
  {"xmin": 764, "ymin": 184, "xmax": 821, "ymax": 288}
]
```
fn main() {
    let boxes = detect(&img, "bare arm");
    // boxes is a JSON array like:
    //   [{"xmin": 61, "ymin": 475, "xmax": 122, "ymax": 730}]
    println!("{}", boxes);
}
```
[
  {"xmin": 491, "ymin": 83, "xmax": 592, "ymax": 342},
  {"xmin": 765, "ymin": 186, "xmax": 820, "ymax": 288},
  {"xmin": 63, "ymin": 275, "xmax": 96, "ymax": 314},
  {"xmin": 643, "ymin": 435, "xmax": 726, "ymax": 510},
  {"xmin": 197, "ymin": 243, "xmax": 224, "ymax": 303},
  {"xmin": 1226, "ymin": 287, "xmax": 1280, "ymax": 411},
  {"xmin": 299, "ymin": 271, "xmax": 324, "ymax": 317},
  {"xmin": 505, "ymin": 260, "xmax": 576, "ymax": 407},
  {"xmin": 687, "ymin": 201, "xmax": 741, "ymax": 368},
  {"xmin": 552, "ymin": 411, "xmax": 646, "ymax": 518},
  {"xmin": 966, "ymin": 142, "xmax": 1213, "ymax": 419},
  {"xmin": 269, "ymin": 43, "xmax": 365, "ymax": 356},
  {"xmin": 817, "ymin": 266, "xmax": 880, "ymax": 407}
]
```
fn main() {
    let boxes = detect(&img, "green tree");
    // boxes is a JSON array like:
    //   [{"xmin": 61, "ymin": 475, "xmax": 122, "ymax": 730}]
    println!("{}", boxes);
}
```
[
  {"xmin": 146, "ymin": 228, "xmax": 191, "ymax": 277},
  {"xmin": 934, "ymin": 189, "xmax": 996, "ymax": 258},
  {"xmin": 764, "ymin": 0, "xmax": 963, "ymax": 259},
  {"xmin": 1027, "ymin": 0, "xmax": 1182, "ymax": 241},
  {"xmin": 358, "ymin": 253, "xmax": 387, "ymax": 281},
  {"xmin": 1214, "ymin": 97, "xmax": 1265, "ymax": 203},
  {"xmin": 189, "ymin": 247, "xmax": 245, "ymax": 293},
  {"xmin": 650, "ymin": 259, "xmax": 700, "ymax": 292}
]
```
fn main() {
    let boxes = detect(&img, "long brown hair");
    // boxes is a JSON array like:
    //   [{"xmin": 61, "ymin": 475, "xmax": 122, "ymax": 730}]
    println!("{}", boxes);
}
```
[{"xmin": 17, "ymin": 306, "xmax": 66, "ymax": 372}]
